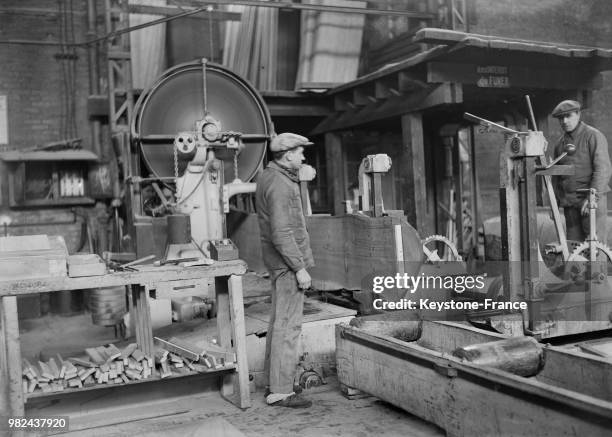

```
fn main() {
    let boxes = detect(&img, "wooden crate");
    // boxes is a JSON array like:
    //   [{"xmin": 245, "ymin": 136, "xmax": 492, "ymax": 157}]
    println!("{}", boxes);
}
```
[{"xmin": 0, "ymin": 235, "xmax": 67, "ymax": 280}]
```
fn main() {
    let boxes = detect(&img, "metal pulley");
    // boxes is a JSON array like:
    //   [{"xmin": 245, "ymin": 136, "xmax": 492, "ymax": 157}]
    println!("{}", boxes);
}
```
[{"xmin": 132, "ymin": 60, "xmax": 273, "ymax": 183}]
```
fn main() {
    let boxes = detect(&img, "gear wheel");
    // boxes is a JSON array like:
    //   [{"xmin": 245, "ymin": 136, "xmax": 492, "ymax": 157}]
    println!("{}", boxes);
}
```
[
  {"xmin": 422, "ymin": 235, "xmax": 462, "ymax": 262},
  {"xmin": 566, "ymin": 240, "xmax": 612, "ymax": 282},
  {"xmin": 567, "ymin": 241, "xmax": 612, "ymax": 263}
]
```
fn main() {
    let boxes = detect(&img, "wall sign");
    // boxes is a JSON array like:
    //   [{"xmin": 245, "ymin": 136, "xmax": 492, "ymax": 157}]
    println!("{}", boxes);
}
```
[{"xmin": 476, "ymin": 65, "xmax": 510, "ymax": 88}]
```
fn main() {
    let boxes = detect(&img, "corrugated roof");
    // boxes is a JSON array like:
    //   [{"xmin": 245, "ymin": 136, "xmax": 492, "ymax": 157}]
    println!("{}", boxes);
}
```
[
  {"xmin": 413, "ymin": 28, "xmax": 612, "ymax": 59},
  {"xmin": 328, "ymin": 28, "xmax": 612, "ymax": 95}
]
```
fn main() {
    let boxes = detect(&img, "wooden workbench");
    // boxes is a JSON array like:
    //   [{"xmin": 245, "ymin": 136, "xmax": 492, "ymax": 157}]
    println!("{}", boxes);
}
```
[{"xmin": 0, "ymin": 260, "xmax": 251, "ymax": 429}]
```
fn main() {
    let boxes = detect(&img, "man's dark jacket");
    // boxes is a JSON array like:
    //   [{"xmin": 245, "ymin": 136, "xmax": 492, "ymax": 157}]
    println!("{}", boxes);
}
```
[
  {"xmin": 255, "ymin": 161, "xmax": 314, "ymax": 272},
  {"xmin": 554, "ymin": 121, "xmax": 612, "ymax": 206}
]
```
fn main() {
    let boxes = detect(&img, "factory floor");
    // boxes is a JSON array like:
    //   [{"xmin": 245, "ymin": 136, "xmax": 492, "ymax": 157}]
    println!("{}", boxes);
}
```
[
  {"xmin": 18, "ymin": 280, "xmax": 444, "ymax": 437},
  {"xmin": 27, "ymin": 373, "xmax": 444, "ymax": 437},
  {"xmin": 20, "ymin": 314, "xmax": 444, "ymax": 437}
]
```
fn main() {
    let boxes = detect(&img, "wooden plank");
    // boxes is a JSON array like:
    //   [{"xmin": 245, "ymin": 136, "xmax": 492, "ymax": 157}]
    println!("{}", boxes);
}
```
[
  {"xmin": 401, "ymin": 113, "xmax": 429, "ymax": 234},
  {"xmin": 154, "ymin": 338, "xmax": 200, "ymax": 362},
  {"xmin": 85, "ymin": 347, "xmax": 106, "ymax": 365},
  {"xmin": 67, "ymin": 254, "xmax": 106, "ymax": 277},
  {"xmin": 0, "ymin": 260, "xmax": 247, "ymax": 297},
  {"xmin": 140, "ymin": 286, "xmax": 154, "ymax": 356},
  {"xmin": 0, "ymin": 235, "xmax": 50, "ymax": 252},
  {"xmin": 228, "ymin": 275, "xmax": 250, "ymax": 408},
  {"xmin": 538, "ymin": 347, "xmax": 612, "ymax": 402},
  {"xmin": 1, "ymin": 296, "xmax": 24, "ymax": 417},
  {"xmin": 0, "ymin": 297, "xmax": 11, "ymax": 426},
  {"xmin": 324, "ymin": 133, "xmax": 345, "ymax": 216},
  {"xmin": 215, "ymin": 277, "xmax": 233, "ymax": 398}
]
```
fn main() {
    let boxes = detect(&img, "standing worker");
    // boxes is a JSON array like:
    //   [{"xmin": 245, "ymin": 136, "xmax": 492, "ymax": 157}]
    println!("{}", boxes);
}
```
[
  {"xmin": 552, "ymin": 100, "xmax": 612, "ymax": 242},
  {"xmin": 256, "ymin": 133, "xmax": 315, "ymax": 408}
]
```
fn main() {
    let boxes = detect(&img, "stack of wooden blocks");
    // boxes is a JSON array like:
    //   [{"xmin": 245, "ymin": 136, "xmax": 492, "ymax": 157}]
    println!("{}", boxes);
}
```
[
  {"xmin": 22, "ymin": 344, "xmax": 154, "ymax": 393},
  {"xmin": 22, "ymin": 339, "xmax": 236, "ymax": 394}
]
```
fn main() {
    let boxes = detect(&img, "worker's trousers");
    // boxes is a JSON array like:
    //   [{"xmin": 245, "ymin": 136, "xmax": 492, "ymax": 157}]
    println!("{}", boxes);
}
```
[
  {"xmin": 563, "ymin": 196, "xmax": 608, "ymax": 243},
  {"xmin": 264, "ymin": 268, "xmax": 304, "ymax": 394}
]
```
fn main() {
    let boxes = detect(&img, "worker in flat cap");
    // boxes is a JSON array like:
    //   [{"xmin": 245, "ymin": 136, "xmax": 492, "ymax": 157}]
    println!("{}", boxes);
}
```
[
  {"xmin": 255, "ymin": 133, "xmax": 315, "ymax": 408},
  {"xmin": 551, "ymin": 100, "xmax": 612, "ymax": 243}
]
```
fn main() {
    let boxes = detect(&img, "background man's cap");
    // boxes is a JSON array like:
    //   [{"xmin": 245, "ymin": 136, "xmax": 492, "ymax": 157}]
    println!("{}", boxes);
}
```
[
  {"xmin": 270, "ymin": 133, "xmax": 314, "ymax": 152},
  {"xmin": 551, "ymin": 100, "xmax": 581, "ymax": 118}
]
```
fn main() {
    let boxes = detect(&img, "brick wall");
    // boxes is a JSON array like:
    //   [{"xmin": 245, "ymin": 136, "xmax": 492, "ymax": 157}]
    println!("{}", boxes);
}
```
[
  {"xmin": 0, "ymin": 0, "xmax": 93, "ymax": 150},
  {"xmin": 0, "ymin": 2, "xmax": 101, "ymax": 248}
]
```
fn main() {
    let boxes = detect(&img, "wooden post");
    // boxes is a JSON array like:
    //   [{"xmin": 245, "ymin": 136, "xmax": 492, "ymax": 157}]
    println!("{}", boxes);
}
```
[
  {"xmin": 325, "ymin": 132, "xmax": 345, "ymax": 216},
  {"xmin": 452, "ymin": 133, "xmax": 464, "ymax": 253},
  {"xmin": 0, "ymin": 296, "xmax": 24, "ymax": 420},
  {"xmin": 215, "ymin": 276, "xmax": 233, "ymax": 397},
  {"xmin": 372, "ymin": 173, "xmax": 384, "ymax": 217},
  {"xmin": 130, "ymin": 284, "xmax": 153, "ymax": 356},
  {"xmin": 228, "ymin": 275, "xmax": 250, "ymax": 408},
  {"xmin": 401, "ymin": 113, "xmax": 429, "ymax": 234}
]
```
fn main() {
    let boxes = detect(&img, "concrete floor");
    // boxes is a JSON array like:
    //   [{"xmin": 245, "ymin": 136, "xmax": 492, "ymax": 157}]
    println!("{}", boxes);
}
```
[
  {"xmin": 28, "ymin": 374, "xmax": 444, "ymax": 437},
  {"xmin": 19, "ymin": 297, "xmax": 444, "ymax": 436}
]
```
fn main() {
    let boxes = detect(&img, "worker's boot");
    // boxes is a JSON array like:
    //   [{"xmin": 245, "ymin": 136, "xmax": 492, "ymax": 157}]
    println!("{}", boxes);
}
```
[
  {"xmin": 270, "ymin": 393, "xmax": 312, "ymax": 409},
  {"xmin": 264, "ymin": 385, "xmax": 302, "ymax": 398}
]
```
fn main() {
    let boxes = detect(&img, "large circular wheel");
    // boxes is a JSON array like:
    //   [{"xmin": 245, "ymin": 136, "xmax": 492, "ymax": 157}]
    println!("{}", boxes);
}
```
[
  {"xmin": 132, "ymin": 61, "xmax": 272, "ymax": 183},
  {"xmin": 565, "ymin": 240, "xmax": 612, "ymax": 281},
  {"xmin": 422, "ymin": 234, "xmax": 462, "ymax": 262}
]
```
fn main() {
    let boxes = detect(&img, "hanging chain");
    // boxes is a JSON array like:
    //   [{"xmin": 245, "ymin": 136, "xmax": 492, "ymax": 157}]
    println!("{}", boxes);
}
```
[
  {"xmin": 173, "ymin": 142, "xmax": 179, "ymax": 180},
  {"xmin": 233, "ymin": 149, "xmax": 239, "ymax": 181},
  {"xmin": 207, "ymin": 5, "xmax": 214, "ymax": 63},
  {"xmin": 202, "ymin": 58, "xmax": 208, "ymax": 115}
]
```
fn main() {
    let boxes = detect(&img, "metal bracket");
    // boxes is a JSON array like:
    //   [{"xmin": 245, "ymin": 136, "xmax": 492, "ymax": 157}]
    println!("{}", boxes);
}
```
[{"xmin": 433, "ymin": 363, "xmax": 458, "ymax": 378}]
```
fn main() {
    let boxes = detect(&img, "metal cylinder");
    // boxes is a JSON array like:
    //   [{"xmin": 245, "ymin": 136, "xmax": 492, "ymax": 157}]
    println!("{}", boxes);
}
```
[
  {"xmin": 167, "ymin": 214, "xmax": 191, "ymax": 244},
  {"xmin": 90, "ymin": 286, "xmax": 127, "ymax": 326}
]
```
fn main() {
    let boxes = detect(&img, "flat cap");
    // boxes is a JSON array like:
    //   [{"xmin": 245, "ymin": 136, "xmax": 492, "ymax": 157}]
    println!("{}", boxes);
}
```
[
  {"xmin": 269, "ymin": 133, "xmax": 313, "ymax": 152},
  {"xmin": 551, "ymin": 100, "xmax": 581, "ymax": 118}
]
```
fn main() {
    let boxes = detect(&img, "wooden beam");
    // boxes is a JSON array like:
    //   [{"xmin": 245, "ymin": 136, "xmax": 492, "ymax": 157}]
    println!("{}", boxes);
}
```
[
  {"xmin": 0, "ymin": 296, "xmax": 24, "ymax": 417},
  {"xmin": 127, "ymin": 4, "xmax": 241, "ymax": 21},
  {"xmin": 334, "ymin": 93, "xmax": 355, "ymax": 111},
  {"xmin": 398, "ymin": 71, "xmax": 428, "ymax": 92},
  {"xmin": 0, "ymin": 261, "xmax": 247, "ymax": 296},
  {"xmin": 325, "ymin": 133, "xmax": 346, "ymax": 216},
  {"xmin": 311, "ymin": 83, "xmax": 462, "ymax": 135},
  {"xmin": 227, "ymin": 275, "xmax": 250, "ymax": 408},
  {"xmin": 262, "ymin": 94, "xmax": 332, "ymax": 117},
  {"xmin": 401, "ymin": 113, "xmax": 429, "ymax": 234},
  {"xmin": 374, "ymin": 78, "xmax": 399, "ymax": 99},
  {"xmin": 353, "ymin": 86, "xmax": 377, "ymax": 107}
]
